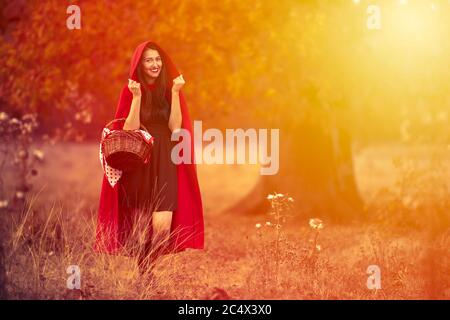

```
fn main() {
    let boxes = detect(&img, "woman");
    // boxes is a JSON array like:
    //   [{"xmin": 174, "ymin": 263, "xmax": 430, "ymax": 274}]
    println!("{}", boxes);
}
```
[{"xmin": 94, "ymin": 41, "xmax": 204, "ymax": 275}]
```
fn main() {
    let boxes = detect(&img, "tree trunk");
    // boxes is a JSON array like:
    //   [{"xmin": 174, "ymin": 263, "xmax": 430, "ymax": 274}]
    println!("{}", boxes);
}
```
[{"xmin": 223, "ymin": 109, "xmax": 364, "ymax": 223}]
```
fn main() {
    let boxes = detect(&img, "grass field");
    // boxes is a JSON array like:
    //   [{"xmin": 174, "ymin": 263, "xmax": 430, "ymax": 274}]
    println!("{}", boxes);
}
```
[{"xmin": 1, "ymin": 142, "xmax": 449, "ymax": 299}]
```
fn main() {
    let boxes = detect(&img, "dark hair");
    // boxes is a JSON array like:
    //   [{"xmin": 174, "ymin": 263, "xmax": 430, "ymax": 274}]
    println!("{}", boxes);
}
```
[{"xmin": 137, "ymin": 43, "xmax": 170, "ymax": 125}]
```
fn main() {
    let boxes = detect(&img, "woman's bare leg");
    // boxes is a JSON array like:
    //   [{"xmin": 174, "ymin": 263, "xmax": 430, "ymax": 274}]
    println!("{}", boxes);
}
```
[
  {"xmin": 138, "ymin": 211, "xmax": 173, "ymax": 275},
  {"xmin": 152, "ymin": 210, "xmax": 173, "ymax": 248}
]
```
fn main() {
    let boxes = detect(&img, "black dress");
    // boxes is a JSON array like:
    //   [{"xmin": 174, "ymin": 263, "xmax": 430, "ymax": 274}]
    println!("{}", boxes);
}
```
[{"xmin": 119, "ymin": 88, "xmax": 178, "ymax": 214}]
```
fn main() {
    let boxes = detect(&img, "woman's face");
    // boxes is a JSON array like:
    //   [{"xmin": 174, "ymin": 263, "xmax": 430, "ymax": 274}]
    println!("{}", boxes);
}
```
[{"xmin": 141, "ymin": 48, "xmax": 162, "ymax": 79}]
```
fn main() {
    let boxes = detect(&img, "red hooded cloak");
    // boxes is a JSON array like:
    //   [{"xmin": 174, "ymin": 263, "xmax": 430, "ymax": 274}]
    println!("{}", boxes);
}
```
[{"xmin": 94, "ymin": 41, "xmax": 204, "ymax": 255}]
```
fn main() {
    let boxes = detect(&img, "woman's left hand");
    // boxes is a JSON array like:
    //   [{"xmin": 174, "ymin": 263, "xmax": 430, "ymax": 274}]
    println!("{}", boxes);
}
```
[{"xmin": 172, "ymin": 74, "xmax": 185, "ymax": 93}]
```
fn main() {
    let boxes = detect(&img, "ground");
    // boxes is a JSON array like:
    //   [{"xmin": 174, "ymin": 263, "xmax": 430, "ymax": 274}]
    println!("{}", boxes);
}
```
[{"xmin": 1, "ymin": 142, "xmax": 449, "ymax": 299}]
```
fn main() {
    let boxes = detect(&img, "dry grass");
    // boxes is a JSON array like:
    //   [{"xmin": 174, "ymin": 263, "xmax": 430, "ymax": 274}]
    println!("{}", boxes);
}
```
[{"xmin": 1, "ymin": 142, "xmax": 449, "ymax": 299}]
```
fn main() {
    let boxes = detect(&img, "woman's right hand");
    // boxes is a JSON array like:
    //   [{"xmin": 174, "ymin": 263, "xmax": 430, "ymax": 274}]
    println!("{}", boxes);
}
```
[{"xmin": 128, "ymin": 79, "xmax": 141, "ymax": 98}]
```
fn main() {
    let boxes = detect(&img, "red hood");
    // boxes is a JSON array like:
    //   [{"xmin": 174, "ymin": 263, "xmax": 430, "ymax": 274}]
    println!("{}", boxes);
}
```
[{"xmin": 128, "ymin": 41, "xmax": 179, "ymax": 84}]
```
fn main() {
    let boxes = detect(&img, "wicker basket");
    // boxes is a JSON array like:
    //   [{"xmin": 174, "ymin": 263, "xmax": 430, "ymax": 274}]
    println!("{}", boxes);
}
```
[{"xmin": 101, "ymin": 118, "xmax": 153, "ymax": 171}]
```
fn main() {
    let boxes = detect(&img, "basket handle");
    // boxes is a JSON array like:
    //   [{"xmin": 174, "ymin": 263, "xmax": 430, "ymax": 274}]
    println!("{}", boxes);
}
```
[{"xmin": 104, "ymin": 117, "xmax": 149, "ymax": 133}]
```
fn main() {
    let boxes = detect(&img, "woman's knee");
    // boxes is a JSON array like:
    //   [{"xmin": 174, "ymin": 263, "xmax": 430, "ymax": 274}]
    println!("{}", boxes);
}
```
[{"xmin": 153, "ymin": 211, "xmax": 173, "ymax": 230}]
